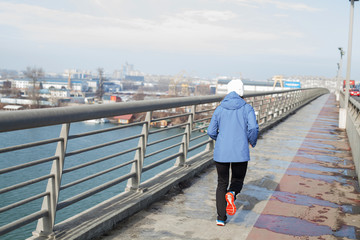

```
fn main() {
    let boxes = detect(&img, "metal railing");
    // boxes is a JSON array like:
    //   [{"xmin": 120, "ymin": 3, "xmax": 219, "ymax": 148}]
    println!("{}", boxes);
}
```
[
  {"xmin": 0, "ymin": 88, "xmax": 328, "ymax": 239},
  {"xmin": 339, "ymin": 91, "xmax": 360, "ymax": 183}
]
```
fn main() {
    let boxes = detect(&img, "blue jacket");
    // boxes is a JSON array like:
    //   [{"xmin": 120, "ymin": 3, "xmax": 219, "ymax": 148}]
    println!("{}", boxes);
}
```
[{"xmin": 207, "ymin": 91, "xmax": 258, "ymax": 163}]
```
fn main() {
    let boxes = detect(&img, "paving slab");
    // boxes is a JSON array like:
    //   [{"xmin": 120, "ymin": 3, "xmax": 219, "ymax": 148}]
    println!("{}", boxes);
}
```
[{"xmin": 97, "ymin": 94, "xmax": 360, "ymax": 240}]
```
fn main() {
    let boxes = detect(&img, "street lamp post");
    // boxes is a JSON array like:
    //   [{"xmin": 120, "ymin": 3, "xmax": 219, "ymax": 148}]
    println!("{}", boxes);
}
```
[{"xmin": 340, "ymin": 0, "xmax": 358, "ymax": 129}]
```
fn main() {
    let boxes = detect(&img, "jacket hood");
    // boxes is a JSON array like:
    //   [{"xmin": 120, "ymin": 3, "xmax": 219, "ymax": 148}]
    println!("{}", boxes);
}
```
[{"xmin": 220, "ymin": 91, "xmax": 246, "ymax": 110}]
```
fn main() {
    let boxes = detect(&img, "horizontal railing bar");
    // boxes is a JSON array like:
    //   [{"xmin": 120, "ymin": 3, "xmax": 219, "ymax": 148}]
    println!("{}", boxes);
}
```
[
  {"xmin": 147, "ymin": 133, "xmax": 184, "ymax": 147},
  {"xmin": 195, "ymin": 108, "xmax": 216, "ymax": 114},
  {"xmin": 0, "ymin": 156, "xmax": 58, "ymax": 174},
  {"xmin": 0, "ymin": 89, "xmax": 321, "ymax": 133},
  {"xmin": 350, "ymin": 96, "xmax": 360, "ymax": 109},
  {"xmin": 63, "ymin": 147, "xmax": 140, "ymax": 174},
  {"xmin": 193, "ymin": 117, "xmax": 212, "ymax": 123},
  {"xmin": 151, "ymin": 113, "xmax": 191, "ymax": 122},
  {"xmin": 188, "ymin": 139, "xmax": 213, "ymax": 152},
  {"xmin": 66, "ymin": 134, "xmax": 143, "ymax": 157},
  {"xmin": 0, "ymin": 192, "xmax": 49, "ymax": 214},
  {"xmin": 143, "ymin": 152, "xmax": 182, "ymax": 173},
  {"xmin": 68, "ymin": 121, "xmax": 145, "ymax": 140},
  {"xmin": 0, "ymin": 138, "xmax": 63, "ymax": 154},
  {"xmin": 190, "ymin": 133, "xmax": 208, "ymax": 141},
  {"xmin": 0, "ymin": 174, "xmax": 54, "ymax": 194},
  {"xmin": 145, "ymin": 142, "xmax": 182, "ymax": 158},
  {"xmin": 0, "ymin": 94, "xmax": 232, "ymax": 132},
  {"xmin": 61, "ymin": 159, "xmax": 136, "ymax": 190},
  {"xmin": 149, "ymin": 122, "xmax": 188, "ymax": 134},
  {"xmin": 191, "ymin": 125, "xmax": 208, "ymax": 132},
  {"xmin": 0, "ymin": 209, "xmax": 48, "ymax": 237},
  {"xmin": 57, "ymin": 172, "xmax": 136, "ymax": 211}
]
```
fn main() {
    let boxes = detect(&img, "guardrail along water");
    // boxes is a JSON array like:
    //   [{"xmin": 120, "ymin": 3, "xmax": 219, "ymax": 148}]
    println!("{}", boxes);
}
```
[
  {"xmin": 339, "ymin": 91, "xmax": 360, "ymax": 184},
  {"xmin": 0, "ymin": 88, "xmax": 328, "ymax": 240}
]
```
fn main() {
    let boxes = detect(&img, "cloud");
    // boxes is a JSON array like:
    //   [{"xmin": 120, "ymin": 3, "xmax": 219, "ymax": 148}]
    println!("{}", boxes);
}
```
[
  {"xmin": 178, "ymin": 10, "xmax": 238, "ymax": 22},
  {"xmin": 0, "ymin": 0, "xmax": 311, "ymax": 61},
  {"xmin": 273, "ymin": 14, "xmax": 289, "ymax": 18},
  {"xmin": 0, "ymin": 2, "xmax": 281, "ymax": 53},
  {"xmin": 270, "ymin": 1, "xmax": 322, "ymax": 12},
  {"xmin": 230, "ymin": 0, "xmax": 322, "ymax": 12}
]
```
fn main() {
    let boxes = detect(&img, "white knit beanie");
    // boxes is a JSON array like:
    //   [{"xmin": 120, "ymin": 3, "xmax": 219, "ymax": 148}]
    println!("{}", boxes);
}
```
[{"xmin": 227, "ymin": 79, "xmax": 244, "ymax": 96}]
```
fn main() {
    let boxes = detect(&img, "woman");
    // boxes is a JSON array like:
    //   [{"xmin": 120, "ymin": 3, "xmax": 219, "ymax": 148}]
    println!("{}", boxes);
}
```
[{"xmin": 207, "ymin": 79, "xmax": 258, "ymax": 226}]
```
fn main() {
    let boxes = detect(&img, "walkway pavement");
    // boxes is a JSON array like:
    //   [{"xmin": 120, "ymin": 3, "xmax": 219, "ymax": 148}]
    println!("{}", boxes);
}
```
[{"xmin": 97, "ymin": 94, "xmax": 360, "ymax": 240}]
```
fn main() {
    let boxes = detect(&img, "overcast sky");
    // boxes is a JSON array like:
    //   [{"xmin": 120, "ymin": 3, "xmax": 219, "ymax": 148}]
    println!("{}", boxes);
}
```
[{"xmin": 0, "ymin": 0, "xmax": 359, "ymax": 81}]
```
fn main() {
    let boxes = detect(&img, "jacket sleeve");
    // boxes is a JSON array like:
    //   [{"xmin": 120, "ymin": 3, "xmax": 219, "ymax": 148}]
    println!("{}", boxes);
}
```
[
  {"xmin": 247, "ymin": 105, "xmax": 259, "ymax": 147},
  {"xmin": 207, "ymin": 107, "xmax": 220, "ymax": 140}
]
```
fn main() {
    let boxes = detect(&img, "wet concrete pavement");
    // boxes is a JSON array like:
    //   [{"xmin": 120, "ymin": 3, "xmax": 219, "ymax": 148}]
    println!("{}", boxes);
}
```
[{"xmin": 98, "ymin": 94, "xmax": 360, "ymax": 240}]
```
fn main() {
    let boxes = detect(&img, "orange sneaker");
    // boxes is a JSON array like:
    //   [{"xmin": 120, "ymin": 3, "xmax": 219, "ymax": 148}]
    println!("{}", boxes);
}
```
[{"xmin": 225, "ymin": 191, "xmax": 236, "ymax": 215}]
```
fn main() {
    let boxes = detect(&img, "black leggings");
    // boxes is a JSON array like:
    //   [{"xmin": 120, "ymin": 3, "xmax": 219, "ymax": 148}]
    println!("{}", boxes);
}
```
[{"xmin": 215, "ymin": 161, "xmax": 248, "ymax": 221}]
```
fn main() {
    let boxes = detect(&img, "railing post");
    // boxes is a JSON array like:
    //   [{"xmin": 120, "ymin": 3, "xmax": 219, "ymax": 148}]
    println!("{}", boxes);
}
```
[
  {"xmin": 29, "ymin": 123, "xmax": 70, "ymax": 240},
  {"xmin": 205, "ymin": 104, "xmax": 216, "ymax": 152},
  {"xmin": 296, "ymin": 90, "xmax": 302, "ymax": 107},
  {"xmin": 289, "ymin": 91, "xmax": 295, "ymax": 109},
  {"xmin": 126, "ymin": 111, "xmax": 151, "ymax": 191},
  {"xmin": 175, "ymin": 106, "xmax": 194, "ymax": 166}
]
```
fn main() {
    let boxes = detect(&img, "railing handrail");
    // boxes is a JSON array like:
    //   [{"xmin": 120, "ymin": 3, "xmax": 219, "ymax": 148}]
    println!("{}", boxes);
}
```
[
  {"xmin": 0, "ymin": 88, "xmax": 321, "ymax": 133},
  {"xmin": 0, "ymin": 95, "xmax": 223, "ymax": 132},
  {"xmin": 350, "ymin": 95, "xmax": 360, "ymax": 110},
  {"xmin": 340, "ymin": 90, "xmax": 360, "ymax": 189}
]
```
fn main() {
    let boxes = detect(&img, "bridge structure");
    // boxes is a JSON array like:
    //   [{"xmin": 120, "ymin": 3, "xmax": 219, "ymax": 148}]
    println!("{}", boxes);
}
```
[{"xmin": 0, "ymin": 88, "xmax": 359, "ymax": 240}]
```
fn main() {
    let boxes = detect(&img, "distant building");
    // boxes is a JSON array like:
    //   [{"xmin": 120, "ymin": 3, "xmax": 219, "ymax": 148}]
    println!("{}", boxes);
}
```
[
  {"xmin": 112, "ymin": 70, "xmax": 122, "ymax": 79},
  {"xmin": 113, "ymin": 114, "xmax": 134, "ymax": 124},
  {"xmin": 3, "ymin": 105, "xmax": 24, "ymax": 111},
  {"xmin": 102, "ymin": 95, "xmax": 122, "ymax": 103},
  {"xmin": 103, "ymin": 82, "xmax": 122, "ymax": 92},
  {"xmin": 125, "ymin": 75, "xmax": 144, "ymax": 82},
  {"xmin": 0, "ymin": 97, "xmax": 53, "ymax": 106},
  {"xmin": 216, "ymin": 78, "xmax": 232, "ymax": 94},
  {"xmin": 150, "ymin": 120, "xmax": 168, "ymax": 128},
  {"xmin": 84, "ymin": 97, "xmax": 95, "ymax": 104},
  {"xmin": 210, "ymin": 85, "xmax": 217, "ymax": 94},
  {"xmin": 108, "ymin": 79, "xmax": 123, "ymax": 91},
  {"xmin": 12, "ymin": 79, "xmax": 34, "ymax": 89},
  {"xmin": 285, "ymin": 76, "xmax": 337, "ymax": 93},
  {"xmin": 11, "ymin": 78, "xmax": 88, "ymax": 92},
  {"xmin": 0, "ymin": 80, "xmax": 12, "ymax": 89},
  {"xmin": 42, "ymin": 79, "xmax": 88, "ymax": 92},
  {"xmin": 51, "ymin": 89, "xmax": 70, "ymax": 98},
  {"xmin": 86, "ymin": 80, "xmax": 98, "ymax": 93},
  {"xmin": 63, "ymin": 69, "xmax": 92, "ymax": 79},
  {"xmin": 216, "ymin": 77, "xmax": 284, "ymax": 94},
  {"xmin": 110, "ymin": 95, "xmax": 122, "ymax": 102}
]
